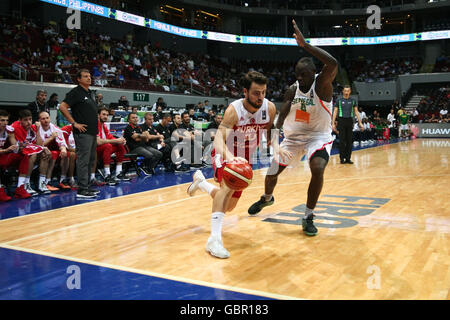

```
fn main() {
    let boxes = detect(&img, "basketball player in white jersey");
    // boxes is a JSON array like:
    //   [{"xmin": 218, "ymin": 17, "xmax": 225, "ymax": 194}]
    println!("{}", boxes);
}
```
[
  {"xmin": 248, "ymin": 19, "xmax": 338, "ymax": 236},
  {"xmin": 187, "ymin": 71, "xmax": 277, "ymax": 259}
]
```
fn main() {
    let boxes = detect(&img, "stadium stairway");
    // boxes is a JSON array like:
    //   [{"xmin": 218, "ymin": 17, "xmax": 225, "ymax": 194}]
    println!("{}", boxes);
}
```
[{"xmin": 405, "ymin": 94, "xmax": 426, "ymax": 112}]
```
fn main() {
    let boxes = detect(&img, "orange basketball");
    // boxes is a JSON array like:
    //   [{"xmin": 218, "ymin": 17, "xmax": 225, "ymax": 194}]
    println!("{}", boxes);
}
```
[{"xmin": 223, "ymin": 162, "xmax": 253, "ymax": 191}]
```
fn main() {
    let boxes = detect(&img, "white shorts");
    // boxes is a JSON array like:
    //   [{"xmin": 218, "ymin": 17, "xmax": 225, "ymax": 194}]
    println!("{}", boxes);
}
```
[
  {"xmin": 400, "ymin": 124, "xmax": 409, "ymax": 131},
  {"xmin": 276, "ymin": 137, "xmax": 334, "ymax": 166}
]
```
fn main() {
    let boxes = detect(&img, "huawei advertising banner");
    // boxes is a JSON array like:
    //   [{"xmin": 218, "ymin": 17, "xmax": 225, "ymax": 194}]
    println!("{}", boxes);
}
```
[{"xmin": 410, "ymin": 123, "xmax": 450, "ymax": 138}]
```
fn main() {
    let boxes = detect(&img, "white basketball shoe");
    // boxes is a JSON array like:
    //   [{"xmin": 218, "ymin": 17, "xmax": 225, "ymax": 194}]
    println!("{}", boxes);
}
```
[
  {"xmin": 206, "ymin": 237, "xmax": 230, "ymax": 259},
  {"xmin": 187, "ymin": 170, "xmax": 205, "ymax": 196}
]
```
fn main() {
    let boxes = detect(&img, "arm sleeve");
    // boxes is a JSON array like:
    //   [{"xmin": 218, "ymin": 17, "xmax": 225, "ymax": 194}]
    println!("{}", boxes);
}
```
[{"xmin": 62, "ymin": 89, "xmax": 78, "ymax": 108}]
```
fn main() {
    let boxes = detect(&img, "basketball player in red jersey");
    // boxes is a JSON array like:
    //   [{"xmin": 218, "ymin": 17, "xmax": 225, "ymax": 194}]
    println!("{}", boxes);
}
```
[
  {"xmin": 187, "ymin": 71, "xmax": 278, "ymax": 258},
  {"xmin": 248, "ymin": 20, "xmax": 338, "ymax": 236}
]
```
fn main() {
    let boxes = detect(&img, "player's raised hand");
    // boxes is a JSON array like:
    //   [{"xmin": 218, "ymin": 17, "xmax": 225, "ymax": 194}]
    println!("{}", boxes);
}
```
[{"xmin": 292, "ymin": 19, "xmax": 307, "ymax": 48}]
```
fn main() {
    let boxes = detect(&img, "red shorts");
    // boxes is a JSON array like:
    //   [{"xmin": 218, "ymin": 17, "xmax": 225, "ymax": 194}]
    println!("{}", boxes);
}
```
[
  {"xmin": 211, "ymin": 149, "xmax": 246, "ymax": 199},
  {"xmin": 0, "ymin": 152, "xmax": 28, "ymax": 174}
]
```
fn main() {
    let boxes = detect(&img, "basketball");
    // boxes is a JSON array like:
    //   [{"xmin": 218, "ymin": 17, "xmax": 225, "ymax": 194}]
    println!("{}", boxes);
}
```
[{"xmin": 223, "ymin": 162, "xmax": 253, "ymax": 191}]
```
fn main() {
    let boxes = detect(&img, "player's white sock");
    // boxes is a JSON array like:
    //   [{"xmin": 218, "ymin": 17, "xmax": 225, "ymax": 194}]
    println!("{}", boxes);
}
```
[
  {"xmin": 115, "ymin": 164, "xmax": 122, "ymax": 176},
  {"xmin": 199, "ymin": 180, "xmax": 218, "ymax": 195},
  {"xmin": 104, "ymin": 167, "xmax": 110, "ymax": 176},
  {"xmin": 39, "ymin": 175, "xmax": 46, "ymax": 186},
  {"xmin": 25, "ymin": 176, "xmax": 30, "ymax": 184},
  {"xmin": 305, "ymin": 206, "xmax": 314, "ymax": 219},
  {"xmin": 90, "ymin": 173, "xmax": 95, "ymax": 181},
  {"xmin": 60, "ymin": 175, "xmax": 66, "ymax": 182},
  {"xmin": 17, "ymin": 176, "xmax": 26, "ymax": 187},
  {"xmin": 264, "ymin": 193, "xmax": 273, "ymax": 202},
  {"xmin": 210, "ymin": 212, "xmax": 224, "ymax": 241}
]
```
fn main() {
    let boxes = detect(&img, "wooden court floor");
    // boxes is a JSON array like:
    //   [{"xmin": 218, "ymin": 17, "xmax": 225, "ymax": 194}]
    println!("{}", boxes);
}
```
[{"xmin": 0, "ymin": 138, "xmax": 449, "ymax": 299}]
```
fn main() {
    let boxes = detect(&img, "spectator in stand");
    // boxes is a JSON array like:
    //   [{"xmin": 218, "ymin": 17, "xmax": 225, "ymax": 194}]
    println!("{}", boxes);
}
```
[
  {"xmin": 153, "ymin": 97, "xmax": 164, "ymax": 109},
  {"xmin": 36, "ymin": 111, "xmax": 71, "ymax": 191},
  {"xmin": 439, "ymin": 106, "xmax": 448, "ymax": 122},
  {"xmin": 95, "ymin": 107, "xmax": 130, "ymax": 185},
  {"xmin": 27, "ymin": 90, "xmax": 49, "ymax": 123},
  {"xmin": 0, "ymin": 109, "xmax": 32, "ymax": 200},
  {"xmin": 153, "ymin": 105, "xmax": 164, "ymax": 122},
  {"xmin": 123, "ymin": 112, "xmax": 162, "ymax": 175},
  {"xmin": 12, "ymin": 109, "xmax": 52, "ymax": 195},
  {"xmin": 118, "ymin": 95, "xmax": 130, "ymax": 109},
  {"xmin": 48, "ymin": 93, "xmax": 59, "ymax": 110},
  {"xmin": 96, "ymin": 93, "xmax": 106, "ymax": 109}
]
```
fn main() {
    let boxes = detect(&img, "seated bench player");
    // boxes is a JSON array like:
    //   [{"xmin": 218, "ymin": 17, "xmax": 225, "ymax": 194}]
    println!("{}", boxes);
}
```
[
  {"xmin": 35, "ymin": 111, "xmax": 70, "ymax": 191},
  {"xmin": 95, "ymin": 107, "xmax": 130, "ymax": 185},
  {"xmin": 60, "ymin": 124, "xmax": 78, "ymax": 188},
  {"xmin": 12, "ymin": 109, "xmax": 52, "ymax": 195},
  {"xmin": 0, "ymin": 109, "xmax": 32, "ymax": 200}
]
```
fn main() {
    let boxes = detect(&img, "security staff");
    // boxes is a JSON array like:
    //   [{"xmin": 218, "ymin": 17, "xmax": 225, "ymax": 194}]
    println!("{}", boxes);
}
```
[
  {"xmin": 59, "ymin": 69, "xmax": 99, "ymax": 198},
  {"xmin": 332, "ymin": 85, "xmax": 364, "ymax": 164}
]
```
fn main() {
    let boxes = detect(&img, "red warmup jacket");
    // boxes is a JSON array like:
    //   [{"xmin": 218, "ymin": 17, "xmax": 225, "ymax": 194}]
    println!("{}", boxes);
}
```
[
  {"xmin": 11, "ymin": 121, "xmax": 44, "ymax": 155},
  {"xmin": 98, "ymin": 121, "xmax": 115, "ymax": 140}
]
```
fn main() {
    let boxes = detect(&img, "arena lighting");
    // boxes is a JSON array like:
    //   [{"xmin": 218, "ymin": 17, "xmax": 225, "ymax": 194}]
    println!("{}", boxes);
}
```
[
  {"xmin": 40, "ymin": 0, "xmax": 450, "ymax": 46},
  {"xmin": 198, "ymin": 10, "xmax": 220, "ymax": 18},
  {"xmin": 165, "ymin": 5, "xmax": 183, "ymax": 12}
]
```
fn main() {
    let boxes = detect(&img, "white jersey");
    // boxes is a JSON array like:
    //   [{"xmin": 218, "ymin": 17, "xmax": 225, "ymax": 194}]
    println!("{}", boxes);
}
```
[
  {"xmin": 283, "ymin": 75, "xmax": 333, "ymax": 141},
  {"xmin": 227, "ymin": 98, "xmax": 270, "ymax": 159}
]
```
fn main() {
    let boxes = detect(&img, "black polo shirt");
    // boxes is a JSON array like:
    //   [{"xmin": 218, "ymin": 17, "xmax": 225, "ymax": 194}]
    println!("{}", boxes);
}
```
[
  {"xmin": 123, "ymin": 123, "xmax": 146, "ymax": 151},
  {"xmin": 207, "ymin": 121, "xmax": 219, "ymax": 130},
  {"xmin": 141, "ymin": 123, "xmax": 159, "ymax": 149},
  {"xmin": 155, "ymin": 123, "xmax": 172, "ymax": 144},
  {"xmin": 155, "ymin": 123, "xmax": 171, "ymax": 140},
  {"xmin": 62, "ymin": 85, "xmax": 98, "ymax": 136},
  {"xmin": 180, "ymin": 122, "xmax": 195, "ymax": 132}
]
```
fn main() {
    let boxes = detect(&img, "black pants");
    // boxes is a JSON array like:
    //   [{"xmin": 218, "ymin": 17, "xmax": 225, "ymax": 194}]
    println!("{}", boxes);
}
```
[
  {"xmin": 130, "ymin": 146, "xmax": 162, "ymax": 170},
  {"xmin": 337, "ymin": 117, "xmax": 353, "ymax": 161},
  {"xmin": 73, "ymin": 133, "xmax": 97, "ymax": 191}
]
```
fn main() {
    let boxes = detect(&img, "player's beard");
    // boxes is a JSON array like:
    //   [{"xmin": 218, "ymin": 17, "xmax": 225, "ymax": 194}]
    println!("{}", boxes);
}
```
[{"xmin": 246, "ymin": 97, "xmax": 263, "ymax": 110}]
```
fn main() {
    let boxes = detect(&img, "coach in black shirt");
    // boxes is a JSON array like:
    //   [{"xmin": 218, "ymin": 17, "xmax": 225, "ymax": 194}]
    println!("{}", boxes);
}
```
[
  {"xmin": 332, "ymin": 86, "xmax": 364, "ymax": 164},
  {"xmin": 124, "ymin": 112, "xmax": 162, "ymax": 174},
  {"xmin": 59, "ymin": 69, "xmax": 98, "ymax": 198}
]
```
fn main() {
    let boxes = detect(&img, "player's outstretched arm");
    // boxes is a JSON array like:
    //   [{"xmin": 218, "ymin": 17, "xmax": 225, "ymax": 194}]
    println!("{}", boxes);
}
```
[{"xmin": 292, "ymin": 19, "xmax": 337, "ymax": 101}]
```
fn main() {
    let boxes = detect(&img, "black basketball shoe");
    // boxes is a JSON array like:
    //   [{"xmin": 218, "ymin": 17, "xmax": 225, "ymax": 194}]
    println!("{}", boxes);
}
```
[
  {"xmin": 248, "ymin": 195, "xmax": 274, "ymax": 215},
  {"xmin": 302, "ymin": 214, "xmax": 318, "ymax": 236}
]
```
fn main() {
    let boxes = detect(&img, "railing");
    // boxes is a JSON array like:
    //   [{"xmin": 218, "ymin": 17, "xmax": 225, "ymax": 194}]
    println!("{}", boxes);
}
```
[{"xmin": 0, "ymin": 56, "xmax": 27, "ymax": 81}]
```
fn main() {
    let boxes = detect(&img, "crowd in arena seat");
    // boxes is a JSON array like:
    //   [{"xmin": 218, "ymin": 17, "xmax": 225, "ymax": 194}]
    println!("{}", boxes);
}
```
[
  {"xmin": 3, "ymin": 15, "xmax": 441, "ymax": 106},
  {"xmin": 347, "ymin": 56, "xmax": 422, "ymax": 83},
  {"xmin": 411, "ymin": 85, "xmax": 450, "ymax": 123},
  {"xmin": 433, "ymin": 55, "xmax": 450, "ymax": 73},
  {"xmin": 0, "ymin": 16, "xmax": 297, "ymax": 101}
]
